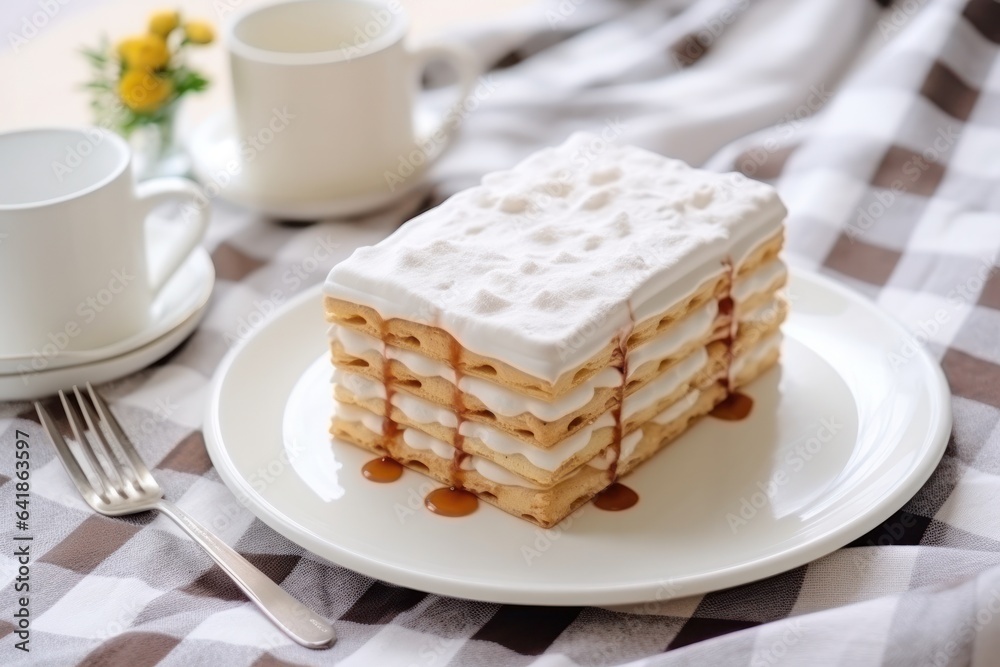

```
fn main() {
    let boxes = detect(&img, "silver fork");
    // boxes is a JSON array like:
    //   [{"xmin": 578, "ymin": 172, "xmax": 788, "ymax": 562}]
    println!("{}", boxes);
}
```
[{"xmin": 35, "ymin": 384, "xmax": 336, "ymax": 650}]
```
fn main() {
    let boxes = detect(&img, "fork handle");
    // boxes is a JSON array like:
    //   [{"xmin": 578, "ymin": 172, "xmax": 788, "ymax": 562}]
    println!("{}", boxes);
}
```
[{"xmin": 155, "ymin": 500, "xmax": 336, "ymax": 649}]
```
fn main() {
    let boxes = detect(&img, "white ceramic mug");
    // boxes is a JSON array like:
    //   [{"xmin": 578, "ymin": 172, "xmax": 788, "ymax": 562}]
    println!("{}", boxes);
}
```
[
  {"xmin": 0, "ymin": 127, "xmax": 210, "ymax": 357},
  {"xmin": 226, "ymin": 0, "xmax": 479, "ymax": 203}
]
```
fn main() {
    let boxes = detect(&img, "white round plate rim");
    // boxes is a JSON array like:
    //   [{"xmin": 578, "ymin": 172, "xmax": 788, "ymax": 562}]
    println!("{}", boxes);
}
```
[
  {"xmin": 185, "ymin": 110, "xmax": 432, "ymax": 221},
  {"xmin": 0, "ymin": 248, "xmax": 214, "ymax": 373},
  {"xmin": 204, "ymin": 269, "xmax": 951, "ymax": 605}
]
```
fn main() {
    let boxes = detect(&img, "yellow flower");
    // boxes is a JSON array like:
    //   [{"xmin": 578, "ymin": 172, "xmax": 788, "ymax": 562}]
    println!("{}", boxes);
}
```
[
  {"xmin": 118, "ymin": 34, "xmax": 170, "ymax": 70},
  {"xmin": 118, "ymin": 69, "xmax": 173, "ymax": 113},
  {"xmin": 115, "ymin": 36, "xmax": 142, "ymax": 60},
  {"xmin": 183, "ymin": 21, "xmax": 214, "ymax": 45},
  {"xmin": 149, "ymin": 10, "xmax": 180, "ymax": 37}
]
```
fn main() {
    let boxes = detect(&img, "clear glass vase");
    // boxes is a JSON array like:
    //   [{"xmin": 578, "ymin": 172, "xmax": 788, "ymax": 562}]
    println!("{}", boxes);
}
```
[{"xmin": 129, "ymin": 103, "xmax": 189, "ymax": 180}]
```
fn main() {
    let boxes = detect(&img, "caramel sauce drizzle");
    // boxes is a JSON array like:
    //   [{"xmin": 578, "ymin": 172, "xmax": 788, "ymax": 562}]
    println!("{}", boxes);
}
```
[
  {"xmin": 378, "ymin": 318, "xmax": 399, "ymax": 460},
  {"xmin": 608, "ymin": 303, "xmax": 636, "ymax": 482},
  {"xmin": 422, "ymin": 335, "xmax": 479, "ymax": 518},
  {"xmin": 593, "ymin": 482, "xmax": 639, "ymax": 511},
  {"xmin": 720, "ymin": 257, "xmax": 737, "ymax": 391},
  {"xmin": 711, "ymin": 257, "xmax": 753, "ymax": 421},
  {"xmin": 362, "ymin": 457, "xmax": 403, "ymax": 483},
  {"xmin": 448, "ymin": 337, "xmax": 467, "ymax": 486},
  {"xmin": 425, "ymin": 486, "xmax": 478, "ymax": 517},
  {"xmin": 710, "ymin": 392, "xmax": 753, "ymax": 420}
]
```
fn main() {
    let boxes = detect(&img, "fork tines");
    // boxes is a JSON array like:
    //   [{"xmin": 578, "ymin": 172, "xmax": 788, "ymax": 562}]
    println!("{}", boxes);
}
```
[{"xmin": 35, "ymin": 384, "xmax": 157, "ymax": 506}]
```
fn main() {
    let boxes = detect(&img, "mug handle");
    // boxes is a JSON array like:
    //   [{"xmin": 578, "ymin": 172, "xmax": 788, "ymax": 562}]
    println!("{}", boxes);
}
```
[
  {"xmin": 408, "ymin": 42, "xmax": 480, "ymax": 164},
  {"xmin": 136, "ymin": 177, "xmax": 210, "ymax": 295}
]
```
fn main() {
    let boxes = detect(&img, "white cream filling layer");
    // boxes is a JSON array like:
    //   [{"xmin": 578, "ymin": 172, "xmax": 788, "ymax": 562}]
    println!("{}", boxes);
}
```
[
  {"xmin": 627, "ymin": 300, "xmax": 717, "ymax": 380},
  {"xmin": 333, "ymin": 325, "xmax": 624, "ymax": 421},
  {"xmin": 732, "ymin": 260, "xmax": 787, "ymax": 303},
  {"xmin": 402, "ymin": 427, "xmax": 455, "ymax": 459},
  {"xmin": 739, "ymin": 296, "xmax": 782, "ymax": 322},
  {"xmin": 460, "ymin": 368, "xmax": 621, "ymax": 420},
  {"xmin": 622, "ymin": 347, "xmax": 708, "ymax": 420},
  {"xmin": 402, "ymin": 426, "xmax": 545, "ymax": 489},
  {"xmin": 391, "ymin": 392, "xmax": 458, "ymax": 428},
  {"xmin": 335, "ymin": 341, "xmax": 711, "ymax": 473},
  {"xmin": 333, "ymin": 368, "xmax": 386, "ymax": 400},
  {"xmin": 652, "ymin": 389, "xmax": 701, "ymax": 424},
  {"xmin": 336, "ymin": 402, "xmax": 386, "ymax": 434},
  {"xmin": 460, "ymin": 412, "xmax": 615, "ymax": 472},
  {"xmin": 731, "ymin": 332, "xmax": 783, "ymax": 379},
  {"xmin": 586, "ymin": 429, "xmax": 644, "ymax": 471},
  {"xmin": 335, "ymin": 366, "xmax": 613, "ymax": 471},
  {"xmin": 331, "ymin": 295, "xmax": 719, "ymax": 422}
]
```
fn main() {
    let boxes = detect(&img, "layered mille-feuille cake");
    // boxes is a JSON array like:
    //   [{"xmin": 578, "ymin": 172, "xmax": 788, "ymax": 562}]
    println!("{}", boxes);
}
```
[{"xmin": 324, "ymin": 133, "xmax": 787, "ymax": 528}]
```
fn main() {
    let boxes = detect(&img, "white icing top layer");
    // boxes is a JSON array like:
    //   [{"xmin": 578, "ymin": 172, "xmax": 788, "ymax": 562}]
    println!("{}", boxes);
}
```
[{"xmin": 325, "ymin": 133, "xmax": 785, "ymax": 382}]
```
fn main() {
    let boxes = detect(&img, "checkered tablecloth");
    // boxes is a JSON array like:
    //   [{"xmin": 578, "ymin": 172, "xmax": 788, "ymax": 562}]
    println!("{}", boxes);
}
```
[{"xmin": 3, "ymin": 0, "xmax": 1000, "ymax": 664}]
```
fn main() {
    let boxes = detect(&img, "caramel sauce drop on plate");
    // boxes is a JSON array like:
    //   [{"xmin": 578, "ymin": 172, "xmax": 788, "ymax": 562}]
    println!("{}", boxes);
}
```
[
  {"xmin": 593, "ymin": 483, "xmax": 639, "ymax": 511},
  {"xmin": 710, "ymin": 392, "xmax": 753, "ymax": 421},
  {"xmin": 425, "ymin": 487, "xmax": 479, "ymax": 517},
  {"xmin": 362, "ymin": 457, "xmax": 403, "ymax": 483}
]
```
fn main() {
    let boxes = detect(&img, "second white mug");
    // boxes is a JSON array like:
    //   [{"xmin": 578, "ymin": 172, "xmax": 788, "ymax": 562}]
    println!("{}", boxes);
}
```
[{"xmin": 226, "ymin": 0, "xmax": 479, "ymax": 204}]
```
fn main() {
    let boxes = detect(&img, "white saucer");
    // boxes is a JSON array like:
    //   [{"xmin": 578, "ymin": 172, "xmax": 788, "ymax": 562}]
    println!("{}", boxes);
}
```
[
  {"xmin": 204, "ymin": 270, "xmax": 951, "ymax": 605},
  {"xmin": 185, "ymin": 110, "xmax": 434, "ymax": 221},
  {"xmin": 0, "ymin": 245, "xmax": 214, "ymax": 375},
  {"xmin": 0, "ymin": 248, "xmax": 214, "ymax": 402}
]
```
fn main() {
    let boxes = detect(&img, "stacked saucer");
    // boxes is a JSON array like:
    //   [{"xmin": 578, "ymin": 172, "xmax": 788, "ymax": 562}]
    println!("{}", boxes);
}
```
[{"xmin": 0, "ymin": 249, "xmax": 214, "ymax": 402}]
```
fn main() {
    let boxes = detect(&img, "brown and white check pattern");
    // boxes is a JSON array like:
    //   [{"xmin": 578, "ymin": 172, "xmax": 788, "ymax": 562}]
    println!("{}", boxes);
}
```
[{"xmin": 3, "ymin": 0, "xmax": 1000, "ymax": 664}]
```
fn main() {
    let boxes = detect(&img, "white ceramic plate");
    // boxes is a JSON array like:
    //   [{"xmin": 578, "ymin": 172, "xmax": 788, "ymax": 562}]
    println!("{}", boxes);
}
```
[
  {"xmin": 0, "ymin": 248, "xmax": 213, "ymax": 401},
  {"xmin": 204, "ymin": 269, "xmax": 951, "ymax": 606}
]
